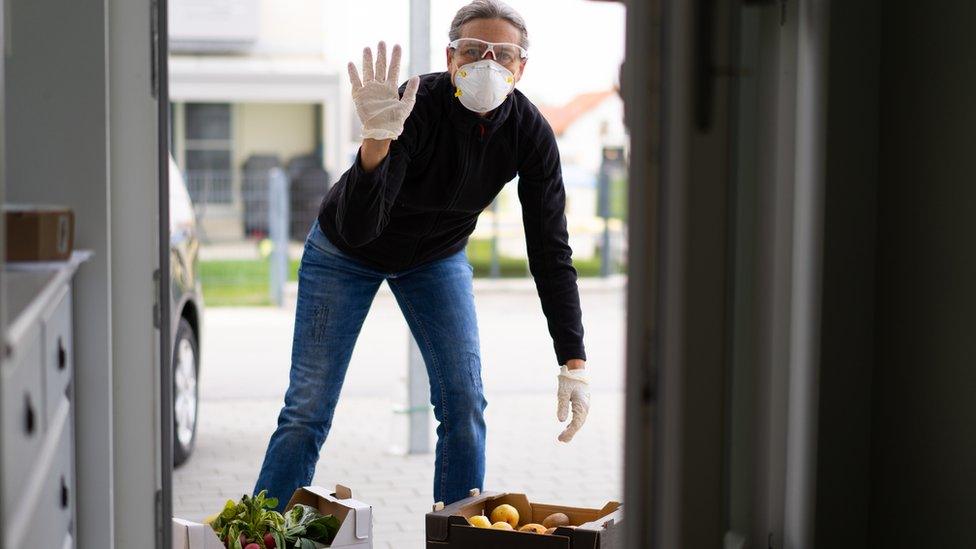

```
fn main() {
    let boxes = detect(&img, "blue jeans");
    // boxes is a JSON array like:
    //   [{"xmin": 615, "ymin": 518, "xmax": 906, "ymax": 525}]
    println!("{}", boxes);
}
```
[{"xmin": 254, "ymin": 220, "xmax": 487, "ymax": 509}]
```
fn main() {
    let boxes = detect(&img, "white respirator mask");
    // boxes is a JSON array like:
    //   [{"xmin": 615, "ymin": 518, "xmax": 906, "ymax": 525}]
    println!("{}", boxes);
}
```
[{"xmin": 452, "ymin": 59, "xmax": 516, "ymax": 113}]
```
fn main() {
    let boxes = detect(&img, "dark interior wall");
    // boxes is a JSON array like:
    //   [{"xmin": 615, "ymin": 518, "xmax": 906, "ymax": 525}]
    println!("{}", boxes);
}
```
[
  {"xmin": 813, "ymin": 0, "xmax": 881, "ymax": 546},
  {"xmin": 871, "ymin": 0, "xmax": 976, "ymax": 545}
]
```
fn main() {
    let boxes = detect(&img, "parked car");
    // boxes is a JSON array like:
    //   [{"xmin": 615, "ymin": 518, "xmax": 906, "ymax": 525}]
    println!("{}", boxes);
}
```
[{"xmin": 169, "ymin": 157, "xmax": 204, "ymax": 467}]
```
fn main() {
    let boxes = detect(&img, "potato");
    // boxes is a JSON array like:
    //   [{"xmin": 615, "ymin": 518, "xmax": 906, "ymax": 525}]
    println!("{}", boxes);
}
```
[{"xmin": 542, "ymin": 512, "xmax": 570, "ymax": 528}]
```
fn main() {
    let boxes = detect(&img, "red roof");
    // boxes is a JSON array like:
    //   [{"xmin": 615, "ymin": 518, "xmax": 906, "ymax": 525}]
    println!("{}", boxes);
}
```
[{"xmin": 538, "ymin": 89, "xmax": 618, "ymax": 136}]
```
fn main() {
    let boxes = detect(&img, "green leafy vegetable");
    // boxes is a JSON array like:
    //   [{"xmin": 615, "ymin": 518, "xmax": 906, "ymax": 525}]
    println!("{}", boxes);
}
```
[
  {"xmin": 281, "ymin": 504, "xmax": 341, "ymax": 548},
  {"xmin": 205, "ymin": 493, "xmax": 340, "ymax": 549},
  {"xmin": 209, "ymin": 491, "xmax": 287, "ymax": 549}
]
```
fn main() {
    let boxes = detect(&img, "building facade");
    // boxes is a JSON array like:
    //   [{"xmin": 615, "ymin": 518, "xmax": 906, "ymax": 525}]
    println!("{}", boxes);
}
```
[{"xmin": 168, "ymin": 0, "xmax": 354, "ymax": 241}]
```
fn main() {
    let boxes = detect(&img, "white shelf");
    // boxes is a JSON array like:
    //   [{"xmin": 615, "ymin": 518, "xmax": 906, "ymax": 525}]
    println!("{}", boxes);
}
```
[
  {"xmin": 3, "ymin": 250, "xmax": 92, "ymax": 352},
  {"xmin": 1, "ymin": 249, "xmax": 87, "ymax": 548}
]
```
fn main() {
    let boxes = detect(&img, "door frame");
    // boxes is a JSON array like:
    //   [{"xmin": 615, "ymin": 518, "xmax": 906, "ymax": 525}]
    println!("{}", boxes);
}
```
[
  {"xmin": 155, "ymin": 0, "xmax": 173, "ymax": 546},
  {"xmin": 623, "ymin": 0, "xmax": 733, "ymax": 546}
]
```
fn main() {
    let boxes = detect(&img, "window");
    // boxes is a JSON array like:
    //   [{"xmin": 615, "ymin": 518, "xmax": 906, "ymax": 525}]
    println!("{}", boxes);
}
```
[{"xmin": 184, "ymin": 103, "xmax": 233, "ymax": 204}]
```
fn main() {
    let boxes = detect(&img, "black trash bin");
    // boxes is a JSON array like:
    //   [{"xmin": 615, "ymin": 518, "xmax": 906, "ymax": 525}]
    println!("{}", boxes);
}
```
[
  {"xmin": 287, "ymin": 154, "xmax": 331, "ymax": 241},
  {"xmin": 241, "ymin": 154, "xmax": 282, "ymax": 238}
]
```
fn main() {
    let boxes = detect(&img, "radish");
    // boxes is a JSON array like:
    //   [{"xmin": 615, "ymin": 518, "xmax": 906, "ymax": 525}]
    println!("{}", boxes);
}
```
[
  {"xmin": 244, "ymin": 544, "xmax": 260, "ymax": 549},
  {"xmin": 263, "ymin": 533, "xmax": 276, "ymax": 548}
]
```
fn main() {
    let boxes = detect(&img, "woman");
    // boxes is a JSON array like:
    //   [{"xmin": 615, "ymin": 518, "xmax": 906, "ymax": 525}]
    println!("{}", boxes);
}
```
[{"xmin": 254, "ymin": 0, "xmax": 591, "ymax": 509}]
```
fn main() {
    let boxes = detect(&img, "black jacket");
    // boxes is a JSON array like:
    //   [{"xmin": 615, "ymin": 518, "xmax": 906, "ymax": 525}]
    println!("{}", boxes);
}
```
[{"xmin": 318, "ymin": 71, "xmax": 585, "ymax": 365}]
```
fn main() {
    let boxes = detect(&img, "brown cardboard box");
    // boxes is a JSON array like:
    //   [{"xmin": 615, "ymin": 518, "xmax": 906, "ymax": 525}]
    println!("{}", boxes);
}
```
[
  {"xmin": 426, "ymin": 489, "xmax": 622, "ymax": 549},
  {"xmin": 4, "ymin": 205, "xmax": 75, "ymax": 261}
]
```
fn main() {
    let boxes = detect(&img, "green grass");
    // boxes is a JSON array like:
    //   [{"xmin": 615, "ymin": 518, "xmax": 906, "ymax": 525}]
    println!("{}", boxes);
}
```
[
  {"xmin": 198, "ymin": 258, "xmax": 300, "ymax": 307},
  {"xmin": 199, "ymin": 240, "xmax": 621, "ymax": 306},
  {"xmin": 610, "ymin": 176, "xmax": 628, "ymax": 222},
  {"xmin": 465, "ymin": 238, "xmax": 607, "ymax": 278}
]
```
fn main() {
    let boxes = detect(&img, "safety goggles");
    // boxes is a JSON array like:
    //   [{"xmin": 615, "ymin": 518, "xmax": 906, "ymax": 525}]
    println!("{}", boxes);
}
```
[{"xmin": 448, "ymin": 38, "xmax": 528, "ymax": 66}]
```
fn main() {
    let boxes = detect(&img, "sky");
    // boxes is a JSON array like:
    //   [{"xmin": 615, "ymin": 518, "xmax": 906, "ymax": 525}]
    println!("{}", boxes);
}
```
[{"xmin": 322, "ymin": 0, "xmax": 626, "ymax": 107}]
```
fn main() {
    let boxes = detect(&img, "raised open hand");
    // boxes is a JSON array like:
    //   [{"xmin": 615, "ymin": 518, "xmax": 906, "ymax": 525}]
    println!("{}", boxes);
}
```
[{"xmin": 348, "ymin": 41, "xmax": 421, "ymax": 141}]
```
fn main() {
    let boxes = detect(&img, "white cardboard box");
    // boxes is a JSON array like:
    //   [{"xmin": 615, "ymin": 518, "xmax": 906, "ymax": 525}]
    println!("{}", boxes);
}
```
[
  {"xmin": 172, "ymin": 518, "xmax": 226, "ymax": 549},
  {"xmin": 173, "ymin": 485, "xmax": 373, "ymax": 549}
]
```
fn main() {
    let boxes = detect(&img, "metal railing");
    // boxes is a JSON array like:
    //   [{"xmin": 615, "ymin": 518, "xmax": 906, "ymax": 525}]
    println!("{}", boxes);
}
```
[{"xmin": 182, "ymin": 168, "xmax": 324, "ymax": 244}]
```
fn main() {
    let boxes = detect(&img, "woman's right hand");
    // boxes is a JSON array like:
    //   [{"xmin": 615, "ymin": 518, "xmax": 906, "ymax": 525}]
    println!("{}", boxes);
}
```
[{"xmin": 348, "ymin": 41, "xmax": 421, "ymax": 141}]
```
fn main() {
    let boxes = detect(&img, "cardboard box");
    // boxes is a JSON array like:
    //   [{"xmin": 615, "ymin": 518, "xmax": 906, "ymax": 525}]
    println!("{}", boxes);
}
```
[
  {"xmin": 172, "ymin": 518, "xmax": 226, "ymax": 549},
  {"xmin": 173, "ymin": 485, "xmax": 373, "ymax": 549},
  {"xmin": 4, "ymin": 205, "xmax": 75, "ymax": 261},
  {"xmin": 425, "ymin": 489, "xmax": 622, "ymax": 549}
]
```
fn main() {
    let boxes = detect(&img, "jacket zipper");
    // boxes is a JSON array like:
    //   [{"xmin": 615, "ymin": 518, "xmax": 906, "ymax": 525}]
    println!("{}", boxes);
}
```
[
  {"xmin": 407, "ymin": 123, "xmax": 483, "ymax": 265},
  {"xmin": 455, "ymin": 124, "xmax": 486, "ymax": 212}
]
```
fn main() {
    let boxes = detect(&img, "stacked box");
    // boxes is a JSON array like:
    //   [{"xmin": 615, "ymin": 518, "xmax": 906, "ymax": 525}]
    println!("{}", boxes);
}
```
[
  {"xmin": 173, "ymin": 485, "xmax": 373, "ymax": 549},
  {"xmin": 426, "ymin": 489, "xmax": 622, "ymax": 549}
]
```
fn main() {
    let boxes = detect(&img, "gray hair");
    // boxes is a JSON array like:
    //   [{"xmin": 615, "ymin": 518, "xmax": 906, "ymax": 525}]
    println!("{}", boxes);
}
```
[{"xmin": 449, "ymin": 0, "xmax": 530, "ymax": 50}]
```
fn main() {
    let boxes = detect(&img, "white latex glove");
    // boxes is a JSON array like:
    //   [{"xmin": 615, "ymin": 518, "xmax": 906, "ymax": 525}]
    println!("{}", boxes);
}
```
[
  {"xmin": 556, "ymin": 365, "xmax": 590, "ymax": 442},
  {"xmin": 347, "ymin": 41, "xmax": 421, "ymax": 140}
]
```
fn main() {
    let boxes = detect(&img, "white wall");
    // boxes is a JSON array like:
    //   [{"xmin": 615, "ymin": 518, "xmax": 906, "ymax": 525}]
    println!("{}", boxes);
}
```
[
  {"xmin": 5, "ymin": 0, "xmax": 116, "ymax": 547},
  {"xmin": 257, "ymin": 0, "xmax": 325, "ymax": 55},
  {"xmin": 7, "ymin": 0, "xmax": 164, "ymax": 545},
  {"xmin": 234, "ymin": 102, "xmax": 317, "ymax": 169},
  {"xmin": 556, "ymin": 95, "xmax": 627, "ymax": 173},
  {"xmin": 109, "ymin": 0, "xmax": 163, "ymax": 545},
  {"xmin": 170, "ymin": 0, "xmax": 325, "ymax": 55}
]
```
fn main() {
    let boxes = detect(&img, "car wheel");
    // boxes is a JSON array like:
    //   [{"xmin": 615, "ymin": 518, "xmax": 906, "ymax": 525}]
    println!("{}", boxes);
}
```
[{"xmin": 173, "ymin": 318, "xmax": 199, "ymax": 468}]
